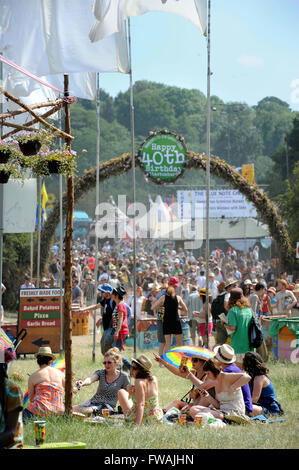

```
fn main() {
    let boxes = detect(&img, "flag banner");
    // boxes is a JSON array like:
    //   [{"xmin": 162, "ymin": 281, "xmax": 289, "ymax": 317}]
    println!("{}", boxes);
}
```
[
  {"xmin": 0, "ymin": 0, "xmax": 129, "ymax": 75},
  {"xmin": 90, "ymin": 0, "xmax": 207, "ymax": 42}
]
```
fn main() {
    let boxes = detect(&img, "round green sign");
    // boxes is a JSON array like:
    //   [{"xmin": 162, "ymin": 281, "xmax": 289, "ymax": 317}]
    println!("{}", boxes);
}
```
[{"xmin": 138, "ymin": 131, "xmax": 186, "ymax": 182}]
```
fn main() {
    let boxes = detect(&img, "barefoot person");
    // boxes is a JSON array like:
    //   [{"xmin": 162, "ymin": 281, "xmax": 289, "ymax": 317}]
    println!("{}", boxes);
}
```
[{"xmin": 118, "ymin": 355, "xmax": 163, "ymax": 426}]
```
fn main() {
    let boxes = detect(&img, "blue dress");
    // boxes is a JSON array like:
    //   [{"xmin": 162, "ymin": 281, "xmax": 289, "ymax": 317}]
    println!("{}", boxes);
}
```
[{"xmin": 255, "ymin": 379, "xmax": 283, "ymax": 415}]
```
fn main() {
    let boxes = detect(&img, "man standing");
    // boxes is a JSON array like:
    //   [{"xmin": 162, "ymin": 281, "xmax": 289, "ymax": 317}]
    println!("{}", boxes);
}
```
[
  {"xmin": 186, "ymin": 286, "xmax": 202, "ymax": 346},
  {"xmin": 84, "ymin": 275, "xmax": 96, "ymax": 307},
  {"xmin": 72, "ymin": 279, "xmax": 83, "ymax": 306},
  {"xmin": 276, "ymin": 279, "xmax": 297, "ymax": 316},
  {"xmin": 96, "ymin": 284, "xmax": 116, "ymax": 355}
]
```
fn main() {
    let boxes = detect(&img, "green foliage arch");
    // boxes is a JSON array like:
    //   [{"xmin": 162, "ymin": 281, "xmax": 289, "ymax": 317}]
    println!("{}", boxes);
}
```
[{"xmin": 40, "ymin": 152, "xmax": 294, "ymax": 272}]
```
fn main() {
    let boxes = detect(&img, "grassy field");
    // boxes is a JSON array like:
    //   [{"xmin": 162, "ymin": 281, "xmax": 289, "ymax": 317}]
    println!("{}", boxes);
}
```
[{"xmin": 6, "ymin": 323, "xmax": 299, "ymax": 450}]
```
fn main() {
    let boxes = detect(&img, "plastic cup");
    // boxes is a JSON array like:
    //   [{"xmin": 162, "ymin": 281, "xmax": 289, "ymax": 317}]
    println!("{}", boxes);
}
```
[
  {"xmin": 195, "ymin": 416, "xmax": 203, "ymax": 427},
  {"xmin": 34, "ymin": 420, "xmax": 46, "ymax": 445},
  {"xmin": 102, "ymin": 409, "xmax": 110, "ymax": 419},
  {"xmin": 178, "ymin": 414, "xmax": 186, "ymax": 426}
]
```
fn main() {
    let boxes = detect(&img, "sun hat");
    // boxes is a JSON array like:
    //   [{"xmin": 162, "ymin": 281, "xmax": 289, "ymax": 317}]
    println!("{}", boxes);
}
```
[
  {"xmin": 35, "ymin": 346, "xmax": 56, "ymax": 360},
  {"xmin": 98, "ymin": 283, "xmax": 113, "ymax": 294},
  {"xmin": 199, "ymin": 288, "xmax": 212, "ymax": 297},
  {"xmin": 131, "ymin": 354, "xmax": 152, "ymax": 371},
  {"xmin": 225, "ymin": 279, "xmax": 238, "ymax": 289},
  {"xmin": 168, "ymin": 277, "xmax": 179, "ymax": 287},
  {"xmin": 292, "ymin": 284, "xmax": 299, "ymax": 293},
  {"xmin": 214, "ymin": 344, "xmax": 236, "ymax": 364},
  {"xmin": 244, "ymin": 279, "xmax": 252, "ymax": 285},
  {"xmin": 267, "ymin": 286, "xmax": 276, "ymax": 294}
]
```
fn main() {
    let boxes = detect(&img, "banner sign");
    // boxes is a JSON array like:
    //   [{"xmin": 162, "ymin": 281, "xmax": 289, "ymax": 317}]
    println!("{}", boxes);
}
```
[
  {"xmin": 18, "ymin": 288, "xmax": 63, "ymax": 354},
  {"xmin": 177, "ymin": 190, "xmax": 257, "ymax": 219},
  {"xmin": 138, "ymin": 130, "xmax": 186, "ymax": 183}
]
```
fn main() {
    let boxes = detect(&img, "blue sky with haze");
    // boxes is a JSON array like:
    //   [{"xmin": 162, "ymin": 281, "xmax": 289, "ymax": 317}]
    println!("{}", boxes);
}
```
[{"xmin": 98, "ymin": 0, "xmax": 299, "ymax": 111}]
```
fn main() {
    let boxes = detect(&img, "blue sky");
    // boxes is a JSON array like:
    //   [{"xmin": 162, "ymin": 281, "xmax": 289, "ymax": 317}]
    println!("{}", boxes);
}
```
[{"xmin": 98, "ymin": 0, "xmax": 299, "ymax": 111}]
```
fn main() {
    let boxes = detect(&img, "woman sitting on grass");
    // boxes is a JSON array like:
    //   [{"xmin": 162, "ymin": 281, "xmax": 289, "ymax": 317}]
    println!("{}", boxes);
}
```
[
  {"xmin": 118, "ymin": 355, "xmax": 163, "ymax": 426},
  {"xmin": 153, "ymin": 353, "xmax": 215, "ymax": 413},
  {"xmin": 182, "ymin": 358, "xmax": 251, "ymax": 422},
  {"xmin": 23, "ymin": 347, "xmax": 65, "ymax": 421},
  {"xmin": 242, "ymin": 351, "xmax": 284, "ymax": 416},
  {"xmin": 72, "ymin": 347, "xmax": 130, "ymax": 416}
]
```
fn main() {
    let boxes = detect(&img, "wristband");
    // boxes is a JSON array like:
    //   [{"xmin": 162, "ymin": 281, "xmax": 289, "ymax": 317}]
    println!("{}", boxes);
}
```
[{"xmin": 187, "ymin": 371, "xmax": 192, "ymax": 378}]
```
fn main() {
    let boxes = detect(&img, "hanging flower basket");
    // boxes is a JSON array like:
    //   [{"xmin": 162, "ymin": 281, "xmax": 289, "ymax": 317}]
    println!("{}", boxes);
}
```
[
  {"xmin": 0, "ymin": 140, "xmax": 17, "ymax": 164},
  {"xmin": 18, "ymin": 139, "xmax": 42, "ymax": 156},
  {"xmin": 0, "ymin": 170, "xmax": 10, "ymax": 184},
  {"xmin": 15, "ymin": 130, "xmax": 55, "ymax": 156},
  {"xmin": 31, "ymin": 147, "xmax": 79, "ymax": 178}
]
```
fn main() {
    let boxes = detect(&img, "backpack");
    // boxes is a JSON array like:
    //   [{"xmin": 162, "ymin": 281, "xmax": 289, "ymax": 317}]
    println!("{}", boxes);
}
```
[
  {"xmin": 248, "ymin": 314, "xmax": 264, "ymax": 348},
  {"xmin": 211, "ymin": 293, "xmax": 226, "ymax": 321}
]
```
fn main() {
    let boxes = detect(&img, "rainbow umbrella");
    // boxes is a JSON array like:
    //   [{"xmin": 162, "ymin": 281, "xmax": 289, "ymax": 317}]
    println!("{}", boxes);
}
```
[
  {"xmin": 161, "ymin": 345, "xmax": 215, "ymax": 369},
  {"xmin": 0, "ymin": 327, "xmax": 16, "ymax": 362},
  {"xmin": 23, "ymin": 358, "xmax": 65, "ymax": 409}
]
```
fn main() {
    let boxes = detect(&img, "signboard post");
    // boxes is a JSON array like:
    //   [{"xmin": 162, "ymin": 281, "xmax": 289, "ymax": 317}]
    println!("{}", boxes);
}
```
[
  {"xmin": 296, "ymin": 242, "xmax": 299, "ymax": 259},
  {"xmin": 18, "ymin": 288, "xmax": 63, "ymax": 355}
]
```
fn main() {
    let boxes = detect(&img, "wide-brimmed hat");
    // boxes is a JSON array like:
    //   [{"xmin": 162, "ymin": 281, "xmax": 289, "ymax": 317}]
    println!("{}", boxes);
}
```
[
  {"xmin": 35, "ymin": 346, "xmax": 56, "ymax": 360},
  {"xmin": 292, "ymin": 284, "xmax": 299, "ymax": 293},
  {"xmin": 168, "ymin": 277, "xmax": 179, "ymax": 287},
  {"xmin": 131, "ymin": 354, "xmax": 152, "ymax": 371},
  {"xmin": 199, "ymin": 288, "xmax": 212, "ymax": 297},
  {"xmin": 225, "ymin": 279, "xmax": 238, "ymax": 289},
  {"xmin": 214, "ymin": 344, "xmax": 236, "ymax": 364},
  {"xmin": 149, "ymin": 281, "xmax": 161, "ymax": 292},
  {"xmin": 98, "ymin": 283, "xmax": 113, "ymax": 294}
]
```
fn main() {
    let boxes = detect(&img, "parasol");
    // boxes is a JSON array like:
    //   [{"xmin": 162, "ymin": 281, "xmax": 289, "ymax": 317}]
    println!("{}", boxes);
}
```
[
  {"xmin": 161, "ymin": 345, "xmax": 215, "ymax": 369},
  {"xmin": 0, "ymin": 327, "xmax": 16, "ymax": 363},
  {"xmin": 23, "ymin": 358, "xmax": 65, "ymax": 409}
]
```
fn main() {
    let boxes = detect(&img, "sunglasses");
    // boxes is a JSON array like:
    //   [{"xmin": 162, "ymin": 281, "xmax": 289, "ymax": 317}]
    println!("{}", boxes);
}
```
[
  {"xmin": 130, "ymin": 364, "xmax": 138, "ymax": 370},
  {"xmin": 191, "ymin": 358, "xmax": 201, "ymax": 363},
  {"xmin": 103, "ymin": 361, "xmax": 113, "ymax": 365}
]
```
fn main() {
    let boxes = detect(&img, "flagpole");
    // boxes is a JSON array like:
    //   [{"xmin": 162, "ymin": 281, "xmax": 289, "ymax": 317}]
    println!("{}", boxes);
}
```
[
  {"xmin": 59, "ymin": 109, "xmax": 64, "ymax": 353},
  {"xmin": 93, "ymin": 72, "xmax": 100, "ymax": 362},
  {"xmin": 36, "ymin": 177, "xmax": 41, "ymax": 288},
  {"xmin": 0, "ymin": 54, "xmax": 4, "ymax": 315},
  {"xmin": 205, "ymin": 0, "xmax": 211, "ymax": 349},
  {"xmin": 128, "ymin": 18, "xmax": 137, "ymax": 358}
]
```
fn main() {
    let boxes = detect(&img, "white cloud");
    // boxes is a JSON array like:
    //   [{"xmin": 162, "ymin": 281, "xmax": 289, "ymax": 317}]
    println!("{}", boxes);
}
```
[{"xmin": 237, "ymin": 55, "xmax": 264, "ymax": 67}]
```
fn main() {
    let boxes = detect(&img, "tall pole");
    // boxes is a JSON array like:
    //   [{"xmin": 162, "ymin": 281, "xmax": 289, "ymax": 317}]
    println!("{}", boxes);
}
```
[
  {"xmin": 63, "ymin": 74, "xmax": 73, "ymax": 415},
  {"xmin": 93, "ymin": 72, "xmax": 100, "ymax": 362},
  {"xmin": 205, "ymin": 0, "xmax": 211, "ymax": 348},
  {"xmin": 59, "ymin": 109, "xmax": 64, "ymax": 353},
  {"xmin": 0, "ymin": 54, "xmax": 4, "ymax": 315},
  {"xmin": 36, "ymin": 177, "xmax": 41, "ymax": 287},
  {"xmin": 128, "ymin": 19, "xmax": 137, "ymax": 358}
]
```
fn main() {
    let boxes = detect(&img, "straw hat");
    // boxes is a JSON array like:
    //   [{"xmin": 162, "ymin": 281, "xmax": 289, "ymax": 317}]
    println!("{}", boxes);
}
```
[
  {"xmin": 293, "ymin": 284, "xmax": 299, "ymax": 293},
  {"xmin": 214, "ymin": 344, "xmax": 236, "ymax": 364},
  {"xmin": 268, "ymin": 286, "xmax": 276, "ymax": 294},
  {"xmin": 131, "ymin": 354, "xmax": 152, "ymax": 371},
  {"xmin": 35, "ymin": 346, "xmax": 56, "ymax": 360},
  {"xmin": 225, "ymin": 279, "xmax": 238, "ymax": 289}
]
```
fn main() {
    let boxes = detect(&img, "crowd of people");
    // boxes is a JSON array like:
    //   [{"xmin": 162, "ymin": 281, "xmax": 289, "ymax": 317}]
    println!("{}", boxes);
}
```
[{"xmin": 2, "ymin": 239, "xmax": 294, "ymax": 447}]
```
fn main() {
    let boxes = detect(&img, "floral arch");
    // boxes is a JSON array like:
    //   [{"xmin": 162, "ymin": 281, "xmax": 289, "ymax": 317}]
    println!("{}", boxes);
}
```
[{"xmin": 40, "ymin": 152, "xmax": 294, "ymax": 272}]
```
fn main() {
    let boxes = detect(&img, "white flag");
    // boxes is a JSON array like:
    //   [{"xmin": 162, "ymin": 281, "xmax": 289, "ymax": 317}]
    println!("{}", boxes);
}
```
[
  {"xmin": 89, "ymin": 0, "xmax": 207, "ymax": 42},
  {"xmin": 0, "ymin": 0, "xmax": 129, "ymax": 75}
]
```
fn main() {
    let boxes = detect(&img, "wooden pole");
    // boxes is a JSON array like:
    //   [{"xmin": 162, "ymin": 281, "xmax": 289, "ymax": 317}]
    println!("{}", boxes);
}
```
[{"xmin": 63, "ymin": 74, "xmax": 73, "ymax": 416}]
